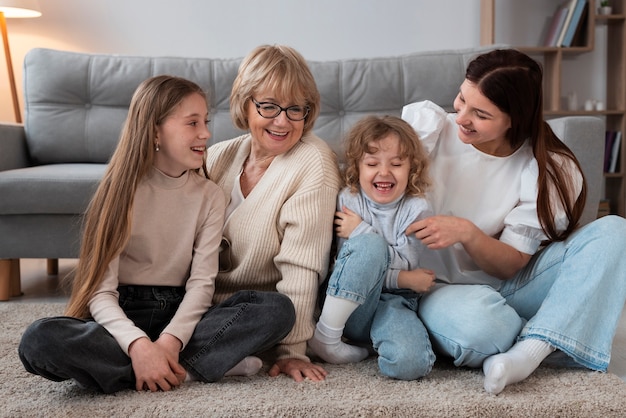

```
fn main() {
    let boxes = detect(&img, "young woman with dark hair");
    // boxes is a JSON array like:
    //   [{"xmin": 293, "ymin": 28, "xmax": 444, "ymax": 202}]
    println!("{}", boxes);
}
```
[{"xmin": 402, "ymin": 48, "xmax": 626, "ymax": 395}]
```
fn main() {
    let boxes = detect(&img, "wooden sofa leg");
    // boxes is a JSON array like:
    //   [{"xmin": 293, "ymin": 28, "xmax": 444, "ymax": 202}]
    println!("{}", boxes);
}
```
[
  {"xmin": 10, "ymin": 259, "xmax": 21, "ymax": 297},
  {"xmin": 47, "ymin": 258, "xmax": 59, "ymax": 275},
  {"xmin": 0, "ymin": 259, "xmax": 22, "ymax": 300},
  {"xmin": 0, "ymin": 259, "xmax": 10, "ymax": 301}
]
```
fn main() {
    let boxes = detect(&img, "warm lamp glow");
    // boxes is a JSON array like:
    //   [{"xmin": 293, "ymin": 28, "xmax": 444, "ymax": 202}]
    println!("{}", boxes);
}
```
[
  {"xmin": 0, "ymin": 0, "xmax": 41, "ymax": 18},
  {"xmin": 0, "ymin": 0, "xmax": 40, "ymax": 123}
]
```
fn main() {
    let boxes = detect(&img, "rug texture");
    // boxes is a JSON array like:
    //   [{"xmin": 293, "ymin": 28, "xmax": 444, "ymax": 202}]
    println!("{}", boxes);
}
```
[{"xmin": 2, "ymin": 302, "xmax": 626, "ymax": 417}]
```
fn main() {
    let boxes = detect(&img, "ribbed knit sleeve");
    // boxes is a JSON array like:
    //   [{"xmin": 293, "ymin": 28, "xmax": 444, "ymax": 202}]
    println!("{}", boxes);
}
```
[{"xmin": 206, "ymin": 133, "xmax": 341, "ymax": 360}]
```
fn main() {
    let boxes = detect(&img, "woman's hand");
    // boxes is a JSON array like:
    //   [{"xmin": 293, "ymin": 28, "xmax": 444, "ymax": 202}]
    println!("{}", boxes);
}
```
[
  {"xmin": 398, "ymin": 268, "xmax": 436, "ymax": 293},
  {"xmin": 407, "ymin": 215, "xmax": 531, "ymax": 279},
  {"xmin": 406, "ymin": 215, "xmax": 475, "ymax": 249},
  {"xmin": 268, "ymin": 358, "xmax": 328, "ymax": 382},
  {"xmin": 335, "ymin": 206, "xmax": 361, "ymax": 238},
  {"xmin": 128, "ymin": 334, "xmax": 186, "ymax": 392}
]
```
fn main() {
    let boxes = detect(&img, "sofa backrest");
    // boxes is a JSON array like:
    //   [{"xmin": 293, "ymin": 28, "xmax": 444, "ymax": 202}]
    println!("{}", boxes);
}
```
[{"xmin": 22, "ymin": 46, "xmax": 499, "ymax": 165}]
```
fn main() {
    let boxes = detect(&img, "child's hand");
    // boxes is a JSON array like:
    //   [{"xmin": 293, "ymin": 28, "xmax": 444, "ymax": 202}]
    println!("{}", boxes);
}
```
[
  {"xmin": 397, "ymin": 268, "xmax": 436, "ymax": 293},
  {"xmin": 128, "ymin": 335, "xmax": 185, "ymax": 392},
  {"xmin": 155, "ymin": 333, "xmax": 186, "ymax": 384},
  {"xmin": 334, "ymin": 206, "xmax": 362, "ymax": 238}
]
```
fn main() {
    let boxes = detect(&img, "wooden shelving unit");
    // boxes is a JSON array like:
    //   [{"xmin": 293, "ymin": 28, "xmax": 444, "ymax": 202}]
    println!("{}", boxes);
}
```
[{"xmin": 480, "ymin": 0, "xmax": 626, "ymax": 217}]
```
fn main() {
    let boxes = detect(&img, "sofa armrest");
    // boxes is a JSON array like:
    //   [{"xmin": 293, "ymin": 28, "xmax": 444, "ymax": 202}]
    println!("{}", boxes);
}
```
[
  {"xmin": 0, "ymin": 123, "xmax": 29, "ymax": 172},
  {"xmin": 546, "ymin": 116, "xmax": 604, "ymax": 226}
]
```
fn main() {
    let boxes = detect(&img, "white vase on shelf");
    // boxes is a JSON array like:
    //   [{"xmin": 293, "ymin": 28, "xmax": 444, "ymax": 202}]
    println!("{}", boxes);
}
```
[{"xmin": 598, "ymin": 6, "xmax": 613, "ymax": 15}]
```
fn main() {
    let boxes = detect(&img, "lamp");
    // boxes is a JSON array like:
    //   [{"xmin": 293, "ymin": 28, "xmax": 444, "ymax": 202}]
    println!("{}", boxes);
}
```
[{"xmin": 0, "ymin": 0, "xmax": 41, "ymax": 123}]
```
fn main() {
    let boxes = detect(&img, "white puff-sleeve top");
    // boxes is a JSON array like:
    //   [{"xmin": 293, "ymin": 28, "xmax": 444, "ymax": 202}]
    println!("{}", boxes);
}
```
[{"xmin": 401, "ymin": 100, "xmax": 582, "ymax": 288}]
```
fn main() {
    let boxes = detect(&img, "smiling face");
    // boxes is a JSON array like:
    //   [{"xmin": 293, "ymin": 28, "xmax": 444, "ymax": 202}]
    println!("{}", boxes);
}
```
[
  {"xmin": 453, "ymin": 79, "xmax": 513, "ymax": 156},
  {"xmin": 153, "ymin": 92, "xmax": 210, "ymax": 177},
  {"xmin": 358, "ymin": 133, "xmax": 410, "ymax": 205},
  {"xmin": 246, "ymin": 88, "xmax": 305, "ymax": 159}
]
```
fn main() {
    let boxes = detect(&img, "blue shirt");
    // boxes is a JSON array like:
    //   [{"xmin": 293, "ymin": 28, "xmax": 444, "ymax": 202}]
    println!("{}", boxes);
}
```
[{"xmin": 337, "ymin": 187, "xmax": 432, "ymax": 289}]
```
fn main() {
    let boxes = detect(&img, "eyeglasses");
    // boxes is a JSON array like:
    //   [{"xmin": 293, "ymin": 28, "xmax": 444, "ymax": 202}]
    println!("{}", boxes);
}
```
[{"xmin": 252, "ymin": 98, "xmax": 310, "ymax": 121}]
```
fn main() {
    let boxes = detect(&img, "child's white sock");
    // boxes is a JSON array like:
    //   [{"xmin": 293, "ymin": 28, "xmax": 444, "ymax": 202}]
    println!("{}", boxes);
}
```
[
  {"xmin": 308, "ymin": 296, "xmax": 368, "ymax": 364},
  {"xmin": 184, "ymin": 370, "xmax": 197, "ymax": 382},
  {"xmin": 308, "ymin": 322, "xmax": 369, "ymax": 364},
  {"xmin": 483, "ymin": 339, "xmax": 555, "ymax": 395},
  {"xmin": 224, "ymin": 356, "xmax": 263, "ymax": 377},
  {"xmin": 319, "ymin": 295, "xmax": 360, "ymax": 328},
  {"xmin": 184, "ymin": 356, "xmax": 263, "ymax": 382}
]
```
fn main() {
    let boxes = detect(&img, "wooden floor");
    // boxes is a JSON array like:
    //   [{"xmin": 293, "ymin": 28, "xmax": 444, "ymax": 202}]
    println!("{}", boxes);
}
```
[{"xmin": 9, "ymin": 258, "xmax": 626, "ymax": 382}]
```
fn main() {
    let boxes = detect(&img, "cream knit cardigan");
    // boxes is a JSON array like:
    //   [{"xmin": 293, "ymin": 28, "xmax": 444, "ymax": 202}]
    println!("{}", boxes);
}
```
[{"xmin": 206, "ymin": 133, "xmax": 341, "ymax": 360}]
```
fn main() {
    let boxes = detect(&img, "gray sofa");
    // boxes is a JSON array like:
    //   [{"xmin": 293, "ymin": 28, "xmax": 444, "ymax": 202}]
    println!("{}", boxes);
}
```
[{"xmin": 0, "ymin": 46, "xmax": 604, "ymax": 300}]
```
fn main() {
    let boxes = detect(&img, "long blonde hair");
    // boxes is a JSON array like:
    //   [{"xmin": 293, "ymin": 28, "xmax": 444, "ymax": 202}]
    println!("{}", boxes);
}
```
[{"xmin": 65, "ymin": 75, "xmax": 208, "ymax": 318}]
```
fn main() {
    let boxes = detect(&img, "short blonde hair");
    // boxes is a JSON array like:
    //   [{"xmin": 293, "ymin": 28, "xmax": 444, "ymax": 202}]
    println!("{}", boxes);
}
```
[{"xmin": 230, "ymin": 45, "xmax": 320, "ymax": 136}]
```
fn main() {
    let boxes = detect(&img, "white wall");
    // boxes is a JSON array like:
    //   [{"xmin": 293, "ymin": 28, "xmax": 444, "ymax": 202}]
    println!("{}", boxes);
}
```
[
  {"xmin": 0, "ymin": 0, "xmax": 483, "ymax": 122},
  {"xmin": 0, "ymin": 0, "xmax": 606, "ymax": 122}
]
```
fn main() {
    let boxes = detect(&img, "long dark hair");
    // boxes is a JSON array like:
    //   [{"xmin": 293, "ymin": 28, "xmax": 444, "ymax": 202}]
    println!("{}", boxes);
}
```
[{"xmin": 466, "ymin": 49, "xmax": 586, "ymax": 242}]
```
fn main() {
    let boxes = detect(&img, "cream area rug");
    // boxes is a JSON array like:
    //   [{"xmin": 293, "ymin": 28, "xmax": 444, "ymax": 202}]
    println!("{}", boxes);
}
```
[{"xmin": 2, "ymin": 303, "xmax": 626, "ymax": 417}]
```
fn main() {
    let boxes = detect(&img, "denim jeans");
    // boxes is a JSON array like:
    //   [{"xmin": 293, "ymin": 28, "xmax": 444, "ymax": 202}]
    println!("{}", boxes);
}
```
[
  {"xmin": 19, "ymin": 288, "xmax": 295, "ymax": 393},
  {"xmin": 418, "ymin": 215, "xmax": 626, "ymax": 371},
  {"xmin": 325, "ymin": 233, "xmax": 435, "ymax": 380}
]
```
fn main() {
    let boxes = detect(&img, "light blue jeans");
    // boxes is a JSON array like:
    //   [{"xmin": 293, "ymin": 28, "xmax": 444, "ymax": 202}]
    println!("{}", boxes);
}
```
[
  {"xmin": 418, "ymin": 215, "xmax": 626, "ymax": 371},
  {"xmin": 324, "ymin": 233, "xmax": 435, "ymax": 380}
]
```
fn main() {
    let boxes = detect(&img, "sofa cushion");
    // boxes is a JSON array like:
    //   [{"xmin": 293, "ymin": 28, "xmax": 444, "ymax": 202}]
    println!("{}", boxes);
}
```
[
  {"xmin": 0, "ymin": 164, "xmax": 105, "ymax": 214},
  {"xmin": 23, "ymin": 49, "xmax": 244, "ymax": 165},
  {"xmin": 23, "ymin": 46, "xmax": 498, "ymax": 166}
]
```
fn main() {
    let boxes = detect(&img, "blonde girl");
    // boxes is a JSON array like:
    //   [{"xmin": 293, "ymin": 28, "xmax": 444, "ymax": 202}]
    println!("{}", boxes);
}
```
[{"xmin": 19, "ymin": 75, "xmax": 294, "ymax": 393}]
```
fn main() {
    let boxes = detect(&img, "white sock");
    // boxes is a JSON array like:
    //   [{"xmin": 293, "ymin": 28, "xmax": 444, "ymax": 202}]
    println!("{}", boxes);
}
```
[
  {"xmin": 184, "ymin": 370, "xmax": 197, "ymax": 383},
  {"xmin": 308, "ymin": 322, "xmax": 369, "ymax": 364},
  {"xmin": 224, "ymin": 356, "xmax": 263, "ymax": 377},
  {"xmin": 319, "ymin": 295, "xmax": 360, "ymax": 328},
  {"xmin": 483, "ymin": 339, "xmax": 555, "ymax": 395},
  {"xmin": 308, "ymin": 296, "xmax": 368, "ymax": 364}
]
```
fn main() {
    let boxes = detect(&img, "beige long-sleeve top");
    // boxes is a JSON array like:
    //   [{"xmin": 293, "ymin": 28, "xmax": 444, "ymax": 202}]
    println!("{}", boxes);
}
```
[
  {"xmin": 206, "ymin": 133, "xmax": 341, "ymax": 360},
  {"xmin": 89, "ymin": 167, "xmax": 225, "ymax": 355}
]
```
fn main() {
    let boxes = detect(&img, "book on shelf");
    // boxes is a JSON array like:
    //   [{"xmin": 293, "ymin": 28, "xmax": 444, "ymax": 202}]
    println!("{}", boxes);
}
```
[
  {"xmin": 543, "ymin": 3, "xmax": 569, "ymax": 47},
  {"xmin": 556, "ymin": 0, "xmax": 579, "ymax": 47},
  {"xmin": 609, "ymin": 131, "xmax": 622, "ymax": 173},
  {"xmin": 561, "ymin": 0, "xmax": 588, "ymax": 47},
  {"xmin": 604, "ymin": 130, "xmax": 622, "ymax": 173},
  {"xmin": 569, "ymin": 2, "xmax": 589, "ymax": 47},
  {"xmin": 604, "ymin": 130, "xmax": 614, "ymax": 172}
]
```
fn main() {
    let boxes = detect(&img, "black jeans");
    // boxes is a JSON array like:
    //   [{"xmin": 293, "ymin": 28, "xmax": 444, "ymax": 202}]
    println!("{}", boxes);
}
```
[{"xmin": 18, "ymin": 289, "xmax": 295, "ymax": 393}]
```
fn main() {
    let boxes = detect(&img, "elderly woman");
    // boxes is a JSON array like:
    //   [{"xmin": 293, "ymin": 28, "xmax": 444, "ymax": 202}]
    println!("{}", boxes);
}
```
[{"xmin": 205, "ymin": 44, "xmax": 341, "ymax": 382}]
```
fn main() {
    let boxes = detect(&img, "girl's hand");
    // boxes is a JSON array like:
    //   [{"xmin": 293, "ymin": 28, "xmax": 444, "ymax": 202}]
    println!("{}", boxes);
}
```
[
  {"xmin": 155, "ymin": 333, "xmax": 186, "ymax": 384},
  {"xmin": 128, "ymin": 335, "xmax": 185, "ymax": 392},
  {"xmin": 335, "ymin": 206, "xmax": 361, "ymax": 238},
  {"xmin": 406, "ymin": 215, "xmax": 475, "ymax": 249},
  {"xmin": 268, "ymin": 358, "xmax": 328, "ymax": 382},
  {"xmin": 398, "ymin": 268, "xmax": 436, "ymax": 293}
]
